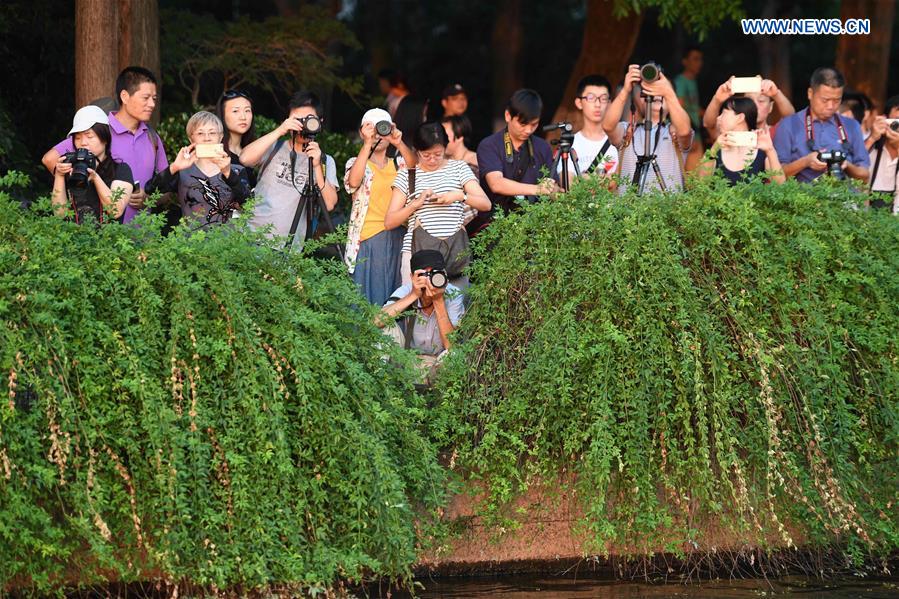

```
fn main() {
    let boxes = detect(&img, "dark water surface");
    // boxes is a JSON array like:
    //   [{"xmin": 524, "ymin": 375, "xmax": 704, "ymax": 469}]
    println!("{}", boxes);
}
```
[{"xmin": 388, "ymin": 575, "xmax": 899, "ymax": 598}]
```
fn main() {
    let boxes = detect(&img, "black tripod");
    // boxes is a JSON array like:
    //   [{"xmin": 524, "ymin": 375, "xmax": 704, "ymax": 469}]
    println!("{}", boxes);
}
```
[
  {"xmin": 287, "ymin": 139, "xmax": 344, "ymax": 261},
  {"xmin": 550, "ymin": 132, "xmax": 580, "ymax": 192},
  {"xmin": 631, "ymin": 95, "xmax": 666, "ymax": 195}
]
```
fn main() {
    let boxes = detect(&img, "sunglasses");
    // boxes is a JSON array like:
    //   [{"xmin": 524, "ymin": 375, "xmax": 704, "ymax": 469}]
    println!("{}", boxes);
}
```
[{"xmin": 222, "ymin": 89, "xmax": 252, "ymax": 102}]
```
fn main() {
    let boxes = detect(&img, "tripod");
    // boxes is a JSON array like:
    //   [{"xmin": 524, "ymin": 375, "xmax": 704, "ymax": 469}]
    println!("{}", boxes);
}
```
[
  {"xmin": 550, "ymin": 131, "xmax": 580, "ymax": 192},
  {"xmin": 287, "ymin": 140, "xmax": 344, "ymax": 261},
  {"xmin": 631, "ymin": 94, "xmax": 666, "ymax": 195}
]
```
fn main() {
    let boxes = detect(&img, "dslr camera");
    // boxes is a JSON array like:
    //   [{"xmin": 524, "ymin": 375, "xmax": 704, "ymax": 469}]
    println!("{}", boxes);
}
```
[
  {"xmin": 817, "ymin": 149, "xmax": 846, "ymax": 180},
  {"xmin": 62, "ymin": 148, "xmax": 97, "ymax": 186},
  {"xmin": 375, "ymin": 120, "xmax": 393, "ymax": 137},
  {"xmin": 425, "ymin": 268, "xmax": 448, "ymax": 289},
  {"xmin": 640, "ymin": 62, "xmax": 663, "ymax": 84},
  {"xmin": 295, "ymin": 114, "xmax": 322, "ymax": 139}
]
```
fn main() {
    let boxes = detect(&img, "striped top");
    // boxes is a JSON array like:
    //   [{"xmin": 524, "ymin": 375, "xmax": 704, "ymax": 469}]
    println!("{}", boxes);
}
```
[{"xmin": 393, "ymin": 159, "xmax": 476, "ymax": 253}]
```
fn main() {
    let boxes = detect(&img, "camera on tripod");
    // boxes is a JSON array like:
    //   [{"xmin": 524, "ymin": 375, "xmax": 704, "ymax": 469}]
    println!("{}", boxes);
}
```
[
  {"xmin": 543, "ymin": 121, "xmax": 575, "ymax": 148},
  {"xmin": 640, "ymin": 62, "xmax": 663, "ymax": 84},
  {"xmin": 294, "ymin": 114, "xmax": 322, "ymax": 139},
  {"xmin": 817, "ymin": 149, "xmax": 847, "ymax": 180},
  {"xmin": 61, "ymin": 148, "xmax": 97, "ymax": 186}
]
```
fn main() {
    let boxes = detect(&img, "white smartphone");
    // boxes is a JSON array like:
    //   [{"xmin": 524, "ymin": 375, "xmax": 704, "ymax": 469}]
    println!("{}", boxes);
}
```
[
  {"xmin": 728, "ymin": 131, "xmax": 758, "ymax": 147},
  {"xmin": 195, "ymin": 143, "xmax": 223, "ymax": 158},
  {"xmin": 731, "ymin": 76, "xmax": 762, "ymax": 94}
]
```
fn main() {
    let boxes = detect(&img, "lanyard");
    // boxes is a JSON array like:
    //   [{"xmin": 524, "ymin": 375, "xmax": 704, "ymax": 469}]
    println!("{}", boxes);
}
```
[
  {"xmin": 869, "ymin": 142, "xmax": 899, "ymax": 194},
  {"xmin": 805, "ymin": 110, "xmax": 849, "ymax": 153}
]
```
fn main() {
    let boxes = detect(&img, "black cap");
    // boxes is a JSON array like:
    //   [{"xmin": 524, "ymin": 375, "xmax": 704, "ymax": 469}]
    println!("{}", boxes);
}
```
[
  {"xmin": 441, "ymin": 83, "xmax": 467, "ymax": 99},
  {"xmin": 410, "ymin": 250, "xmax": 445, "ymax": 272}
]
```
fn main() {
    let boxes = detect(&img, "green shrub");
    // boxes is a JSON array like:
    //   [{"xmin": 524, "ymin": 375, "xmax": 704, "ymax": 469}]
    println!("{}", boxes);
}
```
[
  {"xmin": 0, "ymin": 173, "xmax": 444, "ymax": 592},
  {"xmin": 155, "ymin": 112, "xmax": 359, "ymax": 215},
  {"xmin": 433, "ymin": 175, "xmax": 899, "ymax": 558}
]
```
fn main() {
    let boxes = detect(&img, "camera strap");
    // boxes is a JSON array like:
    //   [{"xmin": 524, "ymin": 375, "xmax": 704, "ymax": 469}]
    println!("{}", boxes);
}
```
[
  {"xmin": 585, "ymin": 139, "xmax": 612, "ymax": 175},
  {"xmin": 805, "ymin": 110, "xmax": 849, "ymax": 153},
  {"xmin": 258, "ymin": 139, "xmax": 286, "ymax": 181},
  {"xmin": 868, "ymin": 142, "xmax": 899, "ymax": 193},
  {"xmin": 504, "ymin": 130, "xmax": 533, "ymax": 181}
]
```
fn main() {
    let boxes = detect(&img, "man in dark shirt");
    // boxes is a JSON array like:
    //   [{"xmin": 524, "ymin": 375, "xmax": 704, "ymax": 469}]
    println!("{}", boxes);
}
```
[{"xmin": 471, "ymin": 89, "xmax": 555, "ymax": 235}]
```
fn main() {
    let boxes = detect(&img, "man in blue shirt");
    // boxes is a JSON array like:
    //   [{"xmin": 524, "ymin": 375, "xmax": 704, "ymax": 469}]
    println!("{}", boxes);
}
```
[
  {"xmin": 470, "ymin": 89, "xmax": 556, "ymax": 236},
  {"xmin": 774, "ymin": 67, "xmax": 869, "ymax": 183}
]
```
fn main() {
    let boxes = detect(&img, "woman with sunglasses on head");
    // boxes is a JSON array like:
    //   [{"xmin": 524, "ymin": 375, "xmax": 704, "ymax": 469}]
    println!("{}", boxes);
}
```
[
  {"xmin": 385, "ymin": 122, "xmax": 490, "ymax": 288},
  {"xmin": 215, "ymin": 89, "xmax": 257, "ymax": 187}
]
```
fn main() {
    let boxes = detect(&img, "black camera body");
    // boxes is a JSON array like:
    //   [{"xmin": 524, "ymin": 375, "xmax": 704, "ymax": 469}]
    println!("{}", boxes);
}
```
[
  {"xmin": 62, "ymin": 148, "xmax": 97, "ymax": 186},
  {"xmin": 375, "ymin": 120, "xmax": 393, "ymax": 137},
  {"xmin": 428, "ymin": 269, "xmax": 448, "ymax": 289},
  {"xmin": 640, "ymin": 62, "xmax": 663, "ymax": 83},
  {"xmin": 295, "ymin": 114, "xmax": 322, "ymax": 139},
  {"xmin": 817, "ymin": 149, "xmax": 847, "ymax": 180}
]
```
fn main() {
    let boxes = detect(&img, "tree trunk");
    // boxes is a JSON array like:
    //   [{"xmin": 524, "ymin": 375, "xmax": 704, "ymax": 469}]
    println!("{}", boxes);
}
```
[
  {"xmin": 836, "ymin": 0, "xmax": 895, "ymax": 108},
  {"xmin": 550, "ymin": 0, "xmax": 643, "ymax": 126},
  {"xmin": 490, "ymin": 0, "xmax": 523, "ymax": 130},
  {"xmin": 75, "ymin": 0, "xmax": 119, "ymax": 108},
  {"xmin": 118, "ymin": 0, "xmax": 161, "ymax": 121},
  {"xmin": 754, "ymin": 0, "xmax": 795, "ymax": 120}
]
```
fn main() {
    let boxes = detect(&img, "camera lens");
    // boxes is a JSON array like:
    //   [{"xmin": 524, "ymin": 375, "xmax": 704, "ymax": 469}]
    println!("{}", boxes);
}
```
[
  {"xmin": 375, "ymin": 120, "xmax": 393, "ymax": 137},
  {"xmin": 429, "ymin": 270, "xmax": 448, "ymax": 289},
  {"xmin": 640, "ymin": 63, "xmax": 661, "ymax": 83},
  {"xmin": 890, "ymin": 121, "xmax": 899, "ymax": 132},
  {"xmin": 297, "ymin": 115, "xmax": 322, "ymax": 135}
]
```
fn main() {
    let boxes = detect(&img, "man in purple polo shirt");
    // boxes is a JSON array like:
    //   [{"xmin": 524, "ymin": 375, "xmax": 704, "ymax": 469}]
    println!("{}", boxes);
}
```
[
  {"xmin": 42, "ymin": 66, "xmax": 168, "ymax": 223},
  {"xmin": 773, "ymin": 67, "xmax": 869, "ymax": 183}
]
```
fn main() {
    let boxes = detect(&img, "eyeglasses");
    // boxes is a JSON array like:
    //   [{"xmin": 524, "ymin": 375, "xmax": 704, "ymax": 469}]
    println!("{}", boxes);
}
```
[
  {"xmin": 417, "ymin": 150, "xmax": 444, "ymax": 161},
  {"xmin": 578, "ymin": 93, "xmax": 610, "ymax": 104},
  {"xmin": 222, "ymin": 89, "xmax": 251, "ymax": 102}
]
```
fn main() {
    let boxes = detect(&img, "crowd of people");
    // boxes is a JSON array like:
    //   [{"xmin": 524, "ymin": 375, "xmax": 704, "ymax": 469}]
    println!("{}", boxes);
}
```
[{"xmin": 38, "ymin": 61, "xmax": 898, "ymax": 383}]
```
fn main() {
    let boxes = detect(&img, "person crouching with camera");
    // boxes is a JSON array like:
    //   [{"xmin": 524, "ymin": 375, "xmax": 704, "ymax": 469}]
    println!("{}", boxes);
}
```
[
  {"xmin": 697, "ymin": 96, "xmax": 785, "ymax": 185},
  {"xmin": 145, "ymin": 111, "xmax": 250, "ymax": 226},
  {"xmin": 375, "ymin": 249, "xmax": 464, "ymax": 387},
  {"xmin": 240, "ymin": 91, "xmax": 338, "ymax": 251},
  {"xmin": 51, "ymin": 105, "xmax": 134, "ymax": 224}
]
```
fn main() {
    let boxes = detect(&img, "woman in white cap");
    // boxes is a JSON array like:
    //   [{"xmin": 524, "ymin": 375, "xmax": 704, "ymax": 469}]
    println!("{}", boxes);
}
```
[
  {"xmin": 51, "ymin": 105, "xmax": 134, "ymax": 223},
  {"xmin": 344, "ymin": 108, "xmax": 417, "ymax": 305}
]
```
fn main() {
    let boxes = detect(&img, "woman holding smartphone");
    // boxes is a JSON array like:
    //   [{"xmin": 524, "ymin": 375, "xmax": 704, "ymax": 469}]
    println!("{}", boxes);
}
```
[
  {"xmin": 385, "ymin": 122, "xmax": 490, "ymax": 287},
  {"xmin": 698, "ymin": 97, "xmax": 785, "ymax": 185},
  {"xmin": 146, "ymin": 111, "xmax": 250, "ymax": 225}
]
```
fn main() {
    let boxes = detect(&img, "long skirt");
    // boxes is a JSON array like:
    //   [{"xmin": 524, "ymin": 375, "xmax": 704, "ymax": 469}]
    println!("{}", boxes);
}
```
[{"xmin": 352, "ymin": 227, "xmax": 405, "ymax": 306}]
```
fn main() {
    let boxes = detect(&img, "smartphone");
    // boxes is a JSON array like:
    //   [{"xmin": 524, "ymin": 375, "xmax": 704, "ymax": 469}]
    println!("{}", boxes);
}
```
[
  {"xmin": 195, "ymin": 143, "xmax": 223, "ymax": 158},
  {"xmin": 728, "ymin": 131, "xmax": 758, "ymax": 147},
  {"xmin": 731, "ymin": 76, "xmax": 762, "ymax": 94}
]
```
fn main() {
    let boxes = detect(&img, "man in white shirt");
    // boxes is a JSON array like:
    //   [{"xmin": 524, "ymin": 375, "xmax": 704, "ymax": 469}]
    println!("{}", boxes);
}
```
[
  {"xmin": 561, "ymin": 75, "xmax": 619, "ymax": 181},
  {"xmin": 866, "ymin": 95, "xmax": 899, "ymax": 212}
]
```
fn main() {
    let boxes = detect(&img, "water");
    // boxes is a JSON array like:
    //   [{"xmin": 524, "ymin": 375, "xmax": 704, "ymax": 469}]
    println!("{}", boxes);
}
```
[{"xmin": 386, "ymin": 575, "xmax": 899, "ymax": 597}]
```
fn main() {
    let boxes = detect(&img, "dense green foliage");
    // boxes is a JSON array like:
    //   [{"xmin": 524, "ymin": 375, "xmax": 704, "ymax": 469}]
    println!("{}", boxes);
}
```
[
  {"xmin": 0, "ymin": 174, "xmax": 445, "ymax": 592},
  {"xmin": 434, "ymin": 175, "xmax": 899, "ymax": 558}
]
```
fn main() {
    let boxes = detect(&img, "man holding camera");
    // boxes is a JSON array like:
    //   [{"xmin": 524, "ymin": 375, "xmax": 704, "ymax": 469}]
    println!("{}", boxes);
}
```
[
  {"xmin": 603, "ymin": 63, "xmax": 694, "ymax": 193},
  {"xmin": 376, "ymin": 250, "xmax": 464, "ymax": 385},
  {"xmin": 240, "ymin": 91, "xmax": 338, "ymax": 251},
  {"xmin": 773, "ymin": 68, "xmax": 869, "ymax": 183},
  {"xmin": 42, "ymin": 66, "xmax": 168, "ymax": 223},
  {"xmin": 866, "ymin": 95, "xmax": 899, "ymax": 211},
  {"xmin": 471, "ymin": 89, "xmax": 555, "ymax": 235}
]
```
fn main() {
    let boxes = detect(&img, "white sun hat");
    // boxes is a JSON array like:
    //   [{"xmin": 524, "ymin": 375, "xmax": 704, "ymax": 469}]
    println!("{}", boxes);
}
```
[
  {"xmin": 68, "ymin": 105, "xmax": 110, "ymax": 135},
  {"xmin": 360, "ymin": 108, "xmax": 392, "ymax": 127}
]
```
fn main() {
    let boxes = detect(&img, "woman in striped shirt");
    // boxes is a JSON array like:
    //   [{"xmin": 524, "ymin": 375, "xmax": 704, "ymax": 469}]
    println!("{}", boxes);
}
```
[{"xmin": 385, "ymin": 122, "xmax": 490, "ymax": 286}]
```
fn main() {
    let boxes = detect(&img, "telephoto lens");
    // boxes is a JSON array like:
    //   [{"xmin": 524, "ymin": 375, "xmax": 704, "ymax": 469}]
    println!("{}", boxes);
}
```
[
  {"xmin": 640, "ymin": 62, "xmax": 662, "ymax": 83},
  {"xmin": 428, "ymin": 269, "xmax": 448, "ymax": 289},
  {"xmin": 375, "ymin": 120, "xmax": 393, "ymax": 137}
]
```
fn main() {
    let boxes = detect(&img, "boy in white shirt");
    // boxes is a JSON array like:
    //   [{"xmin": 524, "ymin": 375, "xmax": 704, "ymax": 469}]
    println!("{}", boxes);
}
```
[{"xmin": 561, "ymin": 75, "xmax": 619, "ymax": 180}]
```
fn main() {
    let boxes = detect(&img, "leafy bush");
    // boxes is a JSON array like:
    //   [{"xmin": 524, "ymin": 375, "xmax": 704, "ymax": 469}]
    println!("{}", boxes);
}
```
[
  {"xmin": 155, "ymin": 112, "xmax": 359, "ymax": 216},
  {"xmin": 433, "ymin": 175, "xmax": 899, "ymax": 558},
  {"xmin": 0, "ymin": 173, "xmax": 444, "ymax": 592}
]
